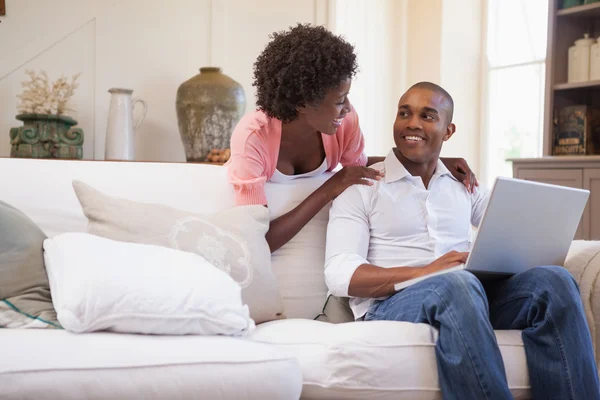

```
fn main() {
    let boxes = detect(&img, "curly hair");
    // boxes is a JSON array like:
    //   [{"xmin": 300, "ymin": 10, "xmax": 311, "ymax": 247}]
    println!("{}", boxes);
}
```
[{"xmin": 253, "ymin": 23, "xmax": 358, "ymax": 123}]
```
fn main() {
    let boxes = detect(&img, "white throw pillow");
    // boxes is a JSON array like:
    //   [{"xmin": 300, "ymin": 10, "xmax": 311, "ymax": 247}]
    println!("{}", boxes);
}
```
[
  {"xmin": 72, "ymin": 180, "xmax": 284, "ymax": 324},
  {"xmin": 43, "ymin": 232, "xmax": 255, "ymax": 336}
]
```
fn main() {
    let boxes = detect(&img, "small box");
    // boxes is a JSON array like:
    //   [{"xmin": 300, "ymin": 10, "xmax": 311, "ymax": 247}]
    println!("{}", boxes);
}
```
[{"xmin": 553, "ymin": 105, "xmax": 600, "ymax": 156}]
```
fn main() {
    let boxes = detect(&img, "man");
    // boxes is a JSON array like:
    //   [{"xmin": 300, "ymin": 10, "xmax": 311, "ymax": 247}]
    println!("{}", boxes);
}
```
[{"xmin": 324, "ymin": 82, "xmax": 600, "ymax": 400}]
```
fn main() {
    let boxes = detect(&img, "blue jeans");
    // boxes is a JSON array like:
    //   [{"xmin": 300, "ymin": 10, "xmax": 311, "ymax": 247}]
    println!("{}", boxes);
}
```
[{"xmin": 365, "ymin": 266, "xmax": 600, "ymax": 400}]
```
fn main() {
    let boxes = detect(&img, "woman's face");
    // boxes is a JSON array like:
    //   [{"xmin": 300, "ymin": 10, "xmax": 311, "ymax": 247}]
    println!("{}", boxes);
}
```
[{"xmin": 297, "ymin": 78, "xmax": 352, "ymax": 135}]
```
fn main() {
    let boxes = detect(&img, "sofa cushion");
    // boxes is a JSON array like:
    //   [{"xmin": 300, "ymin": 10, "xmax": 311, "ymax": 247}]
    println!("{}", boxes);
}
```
[
  {"xmin": 0, "ymin": 329, "xmax": 302, "ymax": 400},
  {"xmin": 0, "ymin": 200, "xmax": 59, "ymax": 329},
  {"xmin": 0, "ymin": 158, "xmax": 338, "ymax": 320},
  {"xmin": 264, "ymin": 172, "xmax": 335, "ymax": 319},
  {"xmin": 72, "ymin": 180, "xmax": 284, "ymax": 324},
  {"xmin": 43, "ymin": 232, "xmax": 255, "ymax": 336},
  {"xmin": 251, "ymin": 319, "xmax": 531, "ymax": 400}
]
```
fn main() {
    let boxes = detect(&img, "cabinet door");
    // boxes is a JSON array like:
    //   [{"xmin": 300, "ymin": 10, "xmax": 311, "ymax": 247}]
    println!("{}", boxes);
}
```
[
  {"xmin": 516, "ymin": 169, "xmax": 585, "ymax": 239},
  {"xmin": 583, "ymin": 169, "xmax": 600, "ymax": 240}
]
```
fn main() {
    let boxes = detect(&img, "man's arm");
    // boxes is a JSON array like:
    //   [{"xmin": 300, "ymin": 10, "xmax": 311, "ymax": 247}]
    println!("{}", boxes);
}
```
[
  {"xmin": 324, "ymin": 185, "xmax": 430, "ymax": 298},
  {"xmin": 471, "ymin": 187, "xmax": 491, "ymax": 227}
]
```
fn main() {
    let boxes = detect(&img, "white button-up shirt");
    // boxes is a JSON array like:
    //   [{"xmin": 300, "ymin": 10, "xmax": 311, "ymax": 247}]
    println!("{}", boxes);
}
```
[{"xmin": 324, "ymin": 149, "xmax": 490, "ymax": 319}]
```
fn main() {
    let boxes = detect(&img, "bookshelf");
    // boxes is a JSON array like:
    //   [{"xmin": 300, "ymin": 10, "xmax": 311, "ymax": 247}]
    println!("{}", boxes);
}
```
[{"xmin": 510, "ymin": 0, "xmax": 600, "ymax": 240}]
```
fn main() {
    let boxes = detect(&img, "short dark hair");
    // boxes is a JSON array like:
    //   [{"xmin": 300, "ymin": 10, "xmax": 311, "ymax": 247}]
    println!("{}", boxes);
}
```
[
  {"xmin": 408, "ymin": 81, "xmax": 454, "ymax": 123},
  {"xmin": 253, "ymin": 23, "xmax": 359, "ymax": 123}
]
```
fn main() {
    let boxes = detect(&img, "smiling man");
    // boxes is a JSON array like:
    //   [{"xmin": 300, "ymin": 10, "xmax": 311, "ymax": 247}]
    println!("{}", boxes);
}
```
[{"xmin": 323, "ymin": 82, "xmax": 600, "ymax": 400}]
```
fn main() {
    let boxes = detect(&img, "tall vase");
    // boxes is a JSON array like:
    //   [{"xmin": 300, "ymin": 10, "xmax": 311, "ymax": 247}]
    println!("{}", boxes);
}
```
[{"xmin": 175, "ymin": 67, "xmax": 246, "ymax": 162}]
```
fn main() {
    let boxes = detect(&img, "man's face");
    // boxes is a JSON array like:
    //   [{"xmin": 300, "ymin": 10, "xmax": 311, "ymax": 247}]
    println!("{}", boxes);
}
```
[{"xmin": 393, "ymin": 88, "xmax": 455, "ymax": 164}]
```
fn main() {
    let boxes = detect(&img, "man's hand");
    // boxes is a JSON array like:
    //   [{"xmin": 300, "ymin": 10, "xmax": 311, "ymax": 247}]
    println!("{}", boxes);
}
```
[{"xmin": 422, "ymin": 251, "xmax": 469, "ymax": 275}]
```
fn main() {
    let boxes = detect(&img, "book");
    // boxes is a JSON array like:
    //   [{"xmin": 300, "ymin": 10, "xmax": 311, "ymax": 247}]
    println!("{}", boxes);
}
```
[{"xmin": 552, "ymin": 105, "xmax": 600, "ymax": 156}]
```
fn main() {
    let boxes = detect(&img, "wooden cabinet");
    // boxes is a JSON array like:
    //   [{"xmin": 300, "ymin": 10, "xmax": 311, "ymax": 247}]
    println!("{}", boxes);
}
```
[
  {"xmin": 508, "ymin": 2, "xmax": 600, "ymax": 241},
  {"xmin": 584, "ymin": 168, "xmax": 600, "ymax": 239},
  {"xmin": 543, "ymin": 1, "xmax": 600, "ymax": 156},
  {"xmin": 511, "ymin": 157, "xmax": 600, "ymax": 240}
]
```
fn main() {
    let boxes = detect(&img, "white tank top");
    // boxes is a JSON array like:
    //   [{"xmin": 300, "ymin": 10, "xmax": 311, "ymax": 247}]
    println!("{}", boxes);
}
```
[{"xmin": 270, "ymin": 158, "xmax": 328, "ymax": 183}]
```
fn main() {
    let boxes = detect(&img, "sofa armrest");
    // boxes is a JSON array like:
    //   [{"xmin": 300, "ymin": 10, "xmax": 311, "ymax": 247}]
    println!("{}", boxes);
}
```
[{"xmin": 563, "ymin": 240, "xmax": 600, "ymax": 364}]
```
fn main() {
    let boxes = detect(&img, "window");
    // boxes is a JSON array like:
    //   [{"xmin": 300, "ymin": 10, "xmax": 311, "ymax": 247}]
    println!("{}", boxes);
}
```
[
  {"xmin": 331, "ymin": 0, "xmax": 396, "ymax": 157},
  {"xmin": 483, "ymin": 0, "xmax": 549, "ymax": 187}
]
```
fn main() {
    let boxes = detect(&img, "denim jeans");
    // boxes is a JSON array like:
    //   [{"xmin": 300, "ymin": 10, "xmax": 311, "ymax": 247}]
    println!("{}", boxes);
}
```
[{"xmin": 365, "ymin": 266, "xmax": 600, "ymax": 400}]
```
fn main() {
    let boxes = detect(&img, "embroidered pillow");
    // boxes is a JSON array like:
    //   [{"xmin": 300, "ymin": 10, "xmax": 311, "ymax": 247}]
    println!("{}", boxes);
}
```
[{"xmin": 72, "ymin": 180, "xmax": 284, "ymax": 324}]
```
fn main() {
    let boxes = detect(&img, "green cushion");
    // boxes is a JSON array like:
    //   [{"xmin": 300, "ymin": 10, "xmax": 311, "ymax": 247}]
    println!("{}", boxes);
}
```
[
  {"xmin": 314, "ymin": 295, "xmax": 354, "ymax": 323},
  {"xmin": 0, "ymin": 200, "xmax": 59, "ymax": 328}
]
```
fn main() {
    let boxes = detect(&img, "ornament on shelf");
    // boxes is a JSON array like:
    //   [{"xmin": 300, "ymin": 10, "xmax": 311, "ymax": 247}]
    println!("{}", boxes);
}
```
[
  {"xmin": 176, "ymin": 67, "xmax": 245, "ymax": 163},
  {"xmin": 9, "ymin": 70, "xmax": 84, "ymax": 159},
  {"xmin": 204, "ymin": 148, "xmax": 231, "ymax": 164}
]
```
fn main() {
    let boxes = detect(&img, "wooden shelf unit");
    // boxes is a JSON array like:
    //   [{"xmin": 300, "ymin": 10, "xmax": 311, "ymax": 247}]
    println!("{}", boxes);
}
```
[
  {"xmin": 511, "ymin": 0, "xmax": 600, "ymax": 240},
  {"xmin": 543, "ymin": 1, "xmax": 600, "ymax": 156},
  {"xmin": 554, "ymin": 80, "xmax": 600, "ymax": 90},
  {"xmin": 556, "ymin": 2, "xmax": 600, "ymax": 17}
]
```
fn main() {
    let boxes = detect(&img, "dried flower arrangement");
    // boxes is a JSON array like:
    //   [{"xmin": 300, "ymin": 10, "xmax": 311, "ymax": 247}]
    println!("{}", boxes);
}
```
[{"xmin": 16, "ymin": 70, "xmax": 81, "ymax": 116}]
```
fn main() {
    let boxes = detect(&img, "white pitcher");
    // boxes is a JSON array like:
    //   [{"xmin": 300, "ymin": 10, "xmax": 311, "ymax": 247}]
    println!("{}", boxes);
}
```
[{"xmin": 105, "ymin": 88, "xmax": 147, "ymax": 161}]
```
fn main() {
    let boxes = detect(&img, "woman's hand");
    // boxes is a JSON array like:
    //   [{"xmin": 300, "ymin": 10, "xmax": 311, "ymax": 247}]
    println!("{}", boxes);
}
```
[
  {"xmin": 323, "ymin": 166, "xmax": 384, "ymax": 200},
  {"xmin": 440, "ymin": 157, "xmax": 479, "ymax": 193},
  {"xmin": 267, "ymin": 166, "xmax": 383, "ymax": 252}
]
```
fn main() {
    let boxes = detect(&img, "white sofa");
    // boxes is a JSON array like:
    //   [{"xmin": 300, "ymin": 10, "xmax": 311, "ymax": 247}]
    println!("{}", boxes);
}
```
[{"xmin": 1, "ymin": 158, "xmax": 600, "ymax": 400}]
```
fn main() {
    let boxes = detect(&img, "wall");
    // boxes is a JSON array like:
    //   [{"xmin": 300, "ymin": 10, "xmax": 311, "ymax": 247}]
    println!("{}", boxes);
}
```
[
  {"xmin": 0, "ymin": 0, "xmax": 327, "ymax": 161},
  {"xmin": 1, "ymin": 0, "xmax": 483, "ymax": 173},
  {"xmin": 332, "ymin": 0, "xmax": 483, "ymax": 176},
  {"xmin": 401, "ymin": 0, "xmax": 483, "ymax": 177},
  {"xmin": 405, "ymin": 0, "xmax": 443, "ymax": 85},
  {"xmin": 440, "ymin": 0, "xmax": 483, "ymax": 178},
  {"xmin": 332, "ymin": 0, "xmax": 397, "ymax": 157}
]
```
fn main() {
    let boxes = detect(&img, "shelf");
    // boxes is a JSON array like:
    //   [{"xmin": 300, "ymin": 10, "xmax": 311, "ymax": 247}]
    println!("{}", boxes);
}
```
[
  {"xmin": 557, "ymin": 2, "xmax": 600, "ymax": 17},
  {"xmin": 508, "ymin": 155, "xmax": 600, "ymax": 164},
  {"xmin": 554, "ymin": 80, "xmax": 600, "ymax": 90}
]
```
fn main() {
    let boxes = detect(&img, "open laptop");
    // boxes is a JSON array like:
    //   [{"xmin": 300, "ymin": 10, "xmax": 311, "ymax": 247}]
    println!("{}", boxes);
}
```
[{"xmin": 394, "ymin": 176, "xmax": 590, "ymax": 291}]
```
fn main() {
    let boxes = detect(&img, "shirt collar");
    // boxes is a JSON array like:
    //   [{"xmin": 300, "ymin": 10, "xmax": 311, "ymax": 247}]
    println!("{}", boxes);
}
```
[{"xmin": 383, "ymin": 149, "xmax": 458, "ymax": 184}]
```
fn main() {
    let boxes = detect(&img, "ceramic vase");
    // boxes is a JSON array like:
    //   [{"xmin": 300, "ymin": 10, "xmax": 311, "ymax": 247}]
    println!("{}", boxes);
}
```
[{"xmin": 175, "ymin": 67, "xmax": 246, "ymax": 162}]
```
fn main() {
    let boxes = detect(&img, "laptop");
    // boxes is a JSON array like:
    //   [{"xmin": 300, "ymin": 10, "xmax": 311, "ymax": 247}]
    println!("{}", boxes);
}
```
[{"xmin": 394, "ymin": 176, "xmax": 590, "ymax": 291}]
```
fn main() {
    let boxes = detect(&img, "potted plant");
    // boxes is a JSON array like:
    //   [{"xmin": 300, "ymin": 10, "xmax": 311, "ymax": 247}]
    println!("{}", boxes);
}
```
[{"xmin": 9, "ymin": 70, "xmax": 84, "ymax": 159}]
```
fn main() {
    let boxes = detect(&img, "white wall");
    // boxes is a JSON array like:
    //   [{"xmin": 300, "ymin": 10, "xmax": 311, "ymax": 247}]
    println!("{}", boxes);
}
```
[
  {"xmin": 0, "ymin": 0, "xmax": 328, "ymax": 161},
  {"xmin": 440, "ymin": 0, "xmax": 483, "ymax": 178},
  {"xmin": 398, "ymin": 0, "xmax": 483, "ymax": 176},
  {"xmin": 332, "ymin": 0, "xmax": 483, "ymax": 176},
  {"xmin": 405, "ymin": 0, "xmax": 443, "ymax": 85},
  {"xmin": 332, "ymin": 0, "xmax": 397, "ymax": 157},
  {"xmin": 1, "ymin": 0, "xmax": 483, "ymax": 173}
]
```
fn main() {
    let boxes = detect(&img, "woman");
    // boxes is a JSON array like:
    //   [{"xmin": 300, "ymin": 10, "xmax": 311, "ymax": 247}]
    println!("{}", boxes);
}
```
[{"xmin": 228, "ymin": 24, "xmax": 477, "ymax": 252}]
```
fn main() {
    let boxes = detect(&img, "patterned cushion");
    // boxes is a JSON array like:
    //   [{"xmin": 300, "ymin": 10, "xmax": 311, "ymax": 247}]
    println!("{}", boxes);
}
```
[{"xmin": 72, "ymin": 180, "xmax": 284, "ymax": 324}]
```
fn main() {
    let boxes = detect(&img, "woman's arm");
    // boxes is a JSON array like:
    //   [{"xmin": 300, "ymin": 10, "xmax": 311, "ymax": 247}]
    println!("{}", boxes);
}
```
[
  {"xmin": 440, "ymin": 157, "xmax": 479, "ymax": 193},
  {"xmin": 368, "ymin": 155, "xmax": 478, "ymax": 192},
  {"xmin": 265, "ymin": 166, "xmax": 383, "ymax": 252},
  {"xmin": 265, "ymin": 184, "xmax": 331, "ymax": 252}
]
